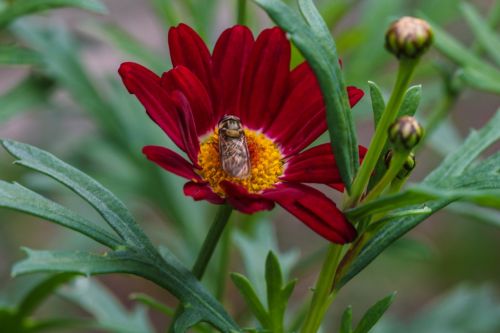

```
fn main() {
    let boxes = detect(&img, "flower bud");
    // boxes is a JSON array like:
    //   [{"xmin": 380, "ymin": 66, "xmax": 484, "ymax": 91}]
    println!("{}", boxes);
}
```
[
  {"xmin": 388, "ymin": 116, "xmax": 424, "ymax": 151},
  {"xmin": 385, "ymin": 16, "xmax": 433, "ymax": 59},
  {"xmin": 384, "ymin": 150, "xmax": 416, "ymax": 180}
]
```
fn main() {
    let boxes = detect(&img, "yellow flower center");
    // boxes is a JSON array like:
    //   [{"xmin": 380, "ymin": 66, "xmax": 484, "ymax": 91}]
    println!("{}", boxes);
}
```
[{"xmin": 197, "ymin": 129, "xmax": 284, "ymax": 196}]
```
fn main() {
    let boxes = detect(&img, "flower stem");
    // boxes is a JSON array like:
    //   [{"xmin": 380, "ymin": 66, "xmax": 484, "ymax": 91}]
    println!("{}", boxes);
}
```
[
  {"xmin": 300, "ymin": 244, "xmax": 343, "ymax": 333},
  {"xmin": 363, "ymin": 150, "xmax": 408, "ymax": 202},
  {"xmin": 237, "ymin": 0, "xmax": 247, "ymax": 25},
  {"xmin": 168, "ymin": 204, "xmax": 233, "ymax": 331},
  {"xmin": 346, "ymin": 58, "xmax": 418, "ymax": 207}
]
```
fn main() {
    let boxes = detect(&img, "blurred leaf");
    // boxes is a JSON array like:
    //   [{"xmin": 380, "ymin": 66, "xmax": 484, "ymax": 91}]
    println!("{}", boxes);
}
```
[
  {"xmin": 461, "ymin": 2, "xmax": 500, "ymax": 67},
  {"xmin": 253, "ymin": 0, "xmax": 359, "ymax": 191},
  {"xmin": 425, "ymin": 15, "xmax": 500, "ymax": 80},
  {"xmin": 0, "ymin": 74, "xmax": 54, "ymax": 123},
  {"xmin": 340, "ymin": 306, "xmax": 353, "ymax": 333},
  {"xmin": 0, "ymin": 0, "xmax": 107, "ymax": 28},
  {"xmin": 62, "ymin": 278, "xmax": 154, "ymax": 333},
  {"xmin": 230, "ymin": 273, "xmax": 270, "ymax": 327},
  {"xmin": 0, "ymin": 45, "xmax": 42, "ymax": 65},
  {"xmin": 460, "ymin": 67, "xmax": 500, "ymax": 94},
  {"xmin": 130, "ymin": 293, "xmax": 174, "ymax": 317},
  {"xmin": 447, "ymin": 202, "xmax": 500, "ymax": 228},
  {"xmin": 149, "ymin": 0, "xmax": 180, "ymax": 27}
]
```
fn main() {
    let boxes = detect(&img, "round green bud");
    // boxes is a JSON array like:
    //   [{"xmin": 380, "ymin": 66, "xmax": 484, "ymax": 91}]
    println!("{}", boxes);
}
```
[
  {"xmin": 384, "ymin": 150, "xmax": 416, "ymax": 180},
  {"xmin": 385, "ymin": 16, "xmax": 433, "ymax": 59},
  {"xmin": 388, "ymin": 116, "xmax": 424, "ymax": 151}
]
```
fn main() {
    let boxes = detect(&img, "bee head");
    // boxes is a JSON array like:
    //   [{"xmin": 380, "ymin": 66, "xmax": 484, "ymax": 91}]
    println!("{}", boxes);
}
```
[{"xmin": 218, "ymin": 115, "xmax": 243, "ymax": 138}]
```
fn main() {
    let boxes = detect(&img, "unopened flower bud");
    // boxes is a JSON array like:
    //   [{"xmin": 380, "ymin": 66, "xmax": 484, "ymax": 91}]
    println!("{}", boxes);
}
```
[
  {"xmin": 384, "ymin": 150, "xmax": 416, "ymax": 180},
  {"xmin": 385, "ymin": 16, "xmax": 433, "ymax": 59},
  {"xmin": 388, "ymin": 116, "xmax": 424, "ymax": 151}
]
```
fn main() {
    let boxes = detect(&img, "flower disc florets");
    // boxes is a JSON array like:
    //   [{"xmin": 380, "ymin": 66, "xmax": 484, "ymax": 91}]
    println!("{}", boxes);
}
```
[{"xmin": 198, "ymin": 129, "xmax": 284, "ymax": 196}]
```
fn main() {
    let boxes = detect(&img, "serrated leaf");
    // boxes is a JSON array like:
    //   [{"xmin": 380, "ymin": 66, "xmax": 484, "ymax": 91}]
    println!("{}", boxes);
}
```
[
  {"xmin": 230, "ymin": 273, "xmax": 270, "ymax": 328},
  {"xmin": 0, "ymin": 181, "xmax": 121, "ymax": 248},
  {"xmin": 1, "ymin": 139, "xmax": 154, "ymax": 253},
  {"xmin": 253, "ymin": 0, "xmax": 359, "ymax": 191},
  {"xmin": 353, "ymin": 292, "xmax": 396, "ymax": 333},
  {"xmin": 14, "ymin": 249, "xmax": 240, "ymax": 332},
  {"xmin": 340, "ymin": 306, "xmax": 353, "ymax": 333},
  {"xmin": 461, "ymin": 2, "xmax": 500, "ymax": 66},
  {"xmin": 0, "ymin": 0, "xmax": 107, "ymax": 28}
]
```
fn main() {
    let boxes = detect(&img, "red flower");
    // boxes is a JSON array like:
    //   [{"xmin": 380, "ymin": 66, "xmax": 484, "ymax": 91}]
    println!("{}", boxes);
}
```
[{"xmin": 119, "ymin": 24, "xmax": 365, "ymax": 243}]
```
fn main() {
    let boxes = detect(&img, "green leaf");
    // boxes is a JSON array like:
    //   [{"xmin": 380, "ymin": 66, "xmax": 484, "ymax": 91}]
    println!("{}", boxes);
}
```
[
  {"xmin": 14, "ymin": 249, "xmax": 240, "ymax": 333},
  {"xmin": 461, "ymin": 2, "xmax": 500, "ymax": 67},
  {"xmin": 62, "ymin": 278, "xmax": 154, "ymax": 333},
  {"xmin": 424, "ymin": 15, "xmax": 500, "ymax": 79},
  {"xmin": 460, "ymin": 67, "xmax": 500, "ymax": 94},
  {"xmin": 398, "ymin": 85, "xmax": 421, "ymax": 117},
  {"xmin": 253, "ymin": 0, "xmax": 359, "ymax": 191},
  {"xmin": 0, "ymin": 181, "xmax": 121, "ymax": 248},
  {"xmin": 230, "ymin": 273, "xmax": 270, "ymax": 328},
  {"xmin": 353, "ymin": 292, "xmax": 396, "ymax": 333},
  {"xmin": 130, "ymin": 293, "xmax": 175, "ymax": 317},
  {"xmin": 0, "ymin": 45, "xmax": 42, "ymax": 65},
  {"xmin": 266, "ymin": 252, "xmax": 284, "ymax": 332},
  {"xmin": 0, "ymin": 0, "xmax": 107, "ymax": 28},
  {"xmin": 0, "ymin": 75, "xmax": 54, "ymax": 123},
  {"xmin": 1, "ymin": 139, "xmax": 154, "ymax": 253},
  {"xmin": 369, "ymin": 81, "xmax": 385, "ymax": 129},
  {"xmin": 340, "ymin": 306, "xmax": 353, "ymax": 333}
]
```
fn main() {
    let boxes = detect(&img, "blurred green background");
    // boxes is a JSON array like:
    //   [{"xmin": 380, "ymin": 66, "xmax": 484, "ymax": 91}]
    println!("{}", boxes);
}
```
[{"xmin": 0, "ymin": 0, "xmax": 499, "ymax": 332}]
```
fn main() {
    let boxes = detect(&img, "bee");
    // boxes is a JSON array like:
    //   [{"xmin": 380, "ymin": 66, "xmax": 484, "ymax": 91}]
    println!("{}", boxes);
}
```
[{"xmin": 218, "ymin": 115, "xmax": 251, "ymax": 179}]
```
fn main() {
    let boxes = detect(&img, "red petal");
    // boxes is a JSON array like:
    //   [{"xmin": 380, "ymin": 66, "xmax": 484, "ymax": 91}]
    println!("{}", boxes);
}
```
[
  {"xmin": 212, "ymin": 25, "xmax": 255, "ymax": 121},
  {"xmin": 142, "ymin": 146, "xmax": 201, "ymax": 180},
  {"xmin": 168, "ymin": 24, "xmax": 214, "ymax": 99},
  {"xmin": 220, "ymin": 181, "xmax": 275, "ymax": 214},
  {"xmin": 119, "ymin": 62, "xmax": 185, "ymax": 151},
  {"xmin": 262, "ymin": 183, "xmax": 356, "ymax": 243},
  {"xmin": 267, "ymin": 62, "xmax": 364, "ymax": 156},
  {"xmin": 162, "ymin": 66, "xmax": 215, "ymax": 136},
  {"xmin": 282, "ymin": 143, "xmax": 341, "ymax": 185},
  {"xmin": 184, "ymin": 181, "xmax": 225, "ymax": 204},
  {"xmin": 239, "ymin": 27, "xmax": 290, "ymax": 130},
  {"xmin": 170, "ymin": 91, "xmax": 200, "ymax": 165}
]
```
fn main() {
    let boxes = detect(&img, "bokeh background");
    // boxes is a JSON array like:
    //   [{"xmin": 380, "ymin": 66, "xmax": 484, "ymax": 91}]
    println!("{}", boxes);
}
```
[{"xmin": 0, "ymin": 0, "xmax": 499, "ymax": 332}]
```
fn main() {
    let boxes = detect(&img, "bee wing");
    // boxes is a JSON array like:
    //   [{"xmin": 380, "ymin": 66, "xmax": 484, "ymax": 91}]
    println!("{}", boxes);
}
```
[{"xmin": 219, "ymin": 136, "xmax": 251, "ymax": 178}]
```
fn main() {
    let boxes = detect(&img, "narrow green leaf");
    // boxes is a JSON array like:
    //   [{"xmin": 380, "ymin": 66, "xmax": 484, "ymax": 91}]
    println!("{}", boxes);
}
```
[
  {"xmin": 0, "ymin": 0, "xmax": 107, "ymax": 28},
  {"xmin": 398, "ymin": 85, "xmax": 421, "ymax": 117},
  {"xmin": 0, "ymin": 75, "xmax": 54, "ymax": 123},
  {"xmin": 253, "ymin": 0, "xmax": 359, "ymax": 191},
  {"xmin": 266, "ymin": 252, "xmax": 285, "ymax": 332},
  {"xmin": 0, "ymin": 46, "xmax": 42, "ymax": 65},
  {"xmin": 230, "ymin": 273, "xmax": 270, "ymax": 328},
  {"xmin": 369, "ymin": 81, "xmax": 386, "ymax": 129},
  {"xmin": 14, "ymin": 249, "xmax": 241, "ymax": 333},
  {"xmin": 0, "ymin": 181, "xmax": 121, "ymax": 248},
  {"xmin": 461, "ymin": 2, "xmax": 500, "ymax": 66},
  {"xmin": 460, "ymin": 67, "xmax": 500, "ymax": 94},
  {"xmin": 340, "ymin": 306, "xmax": 353, "ymax": 333},
  {"xmin": 1, "ymin": 140, "xmax": 154, "ymax": 252},
  {"xmin": 353, "ymin": 292, "xmax": 396, "ymax": 333}
]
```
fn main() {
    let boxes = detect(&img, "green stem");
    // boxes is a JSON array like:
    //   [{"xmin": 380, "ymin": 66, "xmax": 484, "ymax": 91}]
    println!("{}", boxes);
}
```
[
  {"xmin": 346, "ymin": 58, "xmax": 418, "ymax": 207},
  {"xmin": 215, "ymin": 222, "xmax": 233, "ymax": 300},
  {"xmin": 168, "ymin": 204, "xmax": 233, "ymax": 332},
  {"xmin": 300, "ymin": 244, "xmax": 343, "ymax": 333},
  {"xmin": 363, "ymin": 151, "xmax": 408, "ymax": 202},
  {"xmin": 237, "ymin": 0, "xmax": 247, "ymax": 25}
]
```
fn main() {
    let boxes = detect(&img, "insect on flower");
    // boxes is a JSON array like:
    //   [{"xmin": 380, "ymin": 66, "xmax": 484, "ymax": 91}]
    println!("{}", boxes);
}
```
[{"xmin": 218, "ymin": 115, "xmax": 251, "ymax": 179}]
